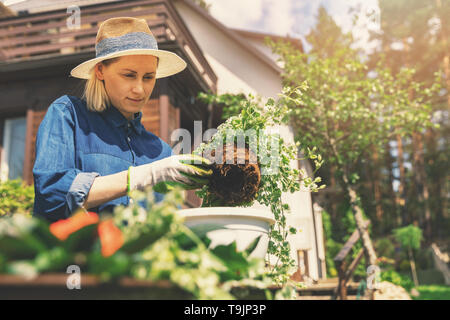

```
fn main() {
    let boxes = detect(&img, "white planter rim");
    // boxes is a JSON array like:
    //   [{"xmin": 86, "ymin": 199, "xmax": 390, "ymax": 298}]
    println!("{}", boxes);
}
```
[{"xmin": 178, "ymin": 207, "xmax": 275, "ymax": 225}]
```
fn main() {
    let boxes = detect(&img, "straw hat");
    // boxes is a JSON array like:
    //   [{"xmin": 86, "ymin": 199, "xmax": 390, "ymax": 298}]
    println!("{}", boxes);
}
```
[{"xmin": 70, "ymin": 17, "xmax": 187, "ymax": 79}]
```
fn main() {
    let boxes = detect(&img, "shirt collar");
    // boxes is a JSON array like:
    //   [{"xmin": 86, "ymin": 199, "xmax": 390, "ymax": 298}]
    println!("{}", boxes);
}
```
[{"xmin": 102, "ymin": 105, "xmax": 144, "ymax": 135}]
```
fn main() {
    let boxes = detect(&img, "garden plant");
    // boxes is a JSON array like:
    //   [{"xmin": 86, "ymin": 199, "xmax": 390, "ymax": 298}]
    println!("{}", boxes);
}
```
[
  {"xmin": 0, "ymin": 188, "xmax": 291, "ymax": 299},
  {"xmin": 393, "ymin": 224, "xmax": 423, "ymax": 287},
  {"xmin": 266, "ymin": 30, "xmax": 441, "ymax": 273},
  {"xmin": 193, "ymin": 89, "xmax": 324, "ymax": 284}
]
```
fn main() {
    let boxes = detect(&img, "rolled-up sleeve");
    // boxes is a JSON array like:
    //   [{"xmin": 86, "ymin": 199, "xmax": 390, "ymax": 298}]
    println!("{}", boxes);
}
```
[
  {"xmin": 66, "ymin": 172, "xmax": 100, "ymax": 214},
  {"xmin": 32, "ymin": 101, "xmax": 99, "ymax": 222}
]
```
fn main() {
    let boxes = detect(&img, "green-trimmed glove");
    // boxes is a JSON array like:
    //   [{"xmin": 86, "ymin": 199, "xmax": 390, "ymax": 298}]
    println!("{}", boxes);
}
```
[{"xmin": 128, "ymin": 154, "xmax": 212, "ymax": 194}]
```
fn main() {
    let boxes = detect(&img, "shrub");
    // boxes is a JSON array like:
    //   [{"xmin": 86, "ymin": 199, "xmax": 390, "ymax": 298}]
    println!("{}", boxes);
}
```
[
  {"xmin": 393, "ymin": 225, "xmax": 423, "ymax": 252},
  {"xmin": 375, "ymin": 238, "xmax": 396, "ymax": 260},
  {"xmin": 322, "ymin": 210, "xmax": 341, "ymax": 277},
  {"xmin": 416, "ymin": 248, "xmax": 434, "ymax": 270},
  {"xmin": 325, "ymin": 238, "xmax": 342, "ymax": 278},
  {"xmin": 398, "ymin": 259, "xmax": 412, "ymax": 273},
  {"xmin": 380, "ymin": 269, "xmax": 415, "ymax": 292},
  {"xmin": 0, "ymin": 188, "xmax": 296, "ymax": 299},
  {"xmin": 0, "ymin": 179, "xmax": 34, "ymax": 217},
  {"xmin": 413, "ymin": 285, "xmax": 450, "ymax": 300}
]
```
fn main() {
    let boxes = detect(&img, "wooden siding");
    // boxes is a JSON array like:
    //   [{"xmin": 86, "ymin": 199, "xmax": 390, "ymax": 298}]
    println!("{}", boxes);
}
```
[
  {"xmin": 0, "ymin": 0, "xmax": 217, "ymax": 92},
  {"xmin": 23, "ymin": 109, "xmax": 46, "ymax": 185},
  {"xmin": 184, "ymin": 189, "xmax": 202, "ymax": 208},
  {"xmin": 141, "ymin": 98, "xmax": 161, "ymax": 137}
]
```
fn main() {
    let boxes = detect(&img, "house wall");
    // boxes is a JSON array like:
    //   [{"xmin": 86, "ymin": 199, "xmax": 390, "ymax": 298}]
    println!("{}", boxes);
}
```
[
  {"xmin": 173, "ymin": 1, "xmax": 281, "ymax": 98},
  {"xmin": 174, "ymin": 1, "xmax": 323, "ymax": 280},
  {"xmin": 276, "ymin": 125, "xmax": 320, "ymax": 280},
  {"xmin": 240, "ymin": 38, "xmax": 285, "ymax": 69}
]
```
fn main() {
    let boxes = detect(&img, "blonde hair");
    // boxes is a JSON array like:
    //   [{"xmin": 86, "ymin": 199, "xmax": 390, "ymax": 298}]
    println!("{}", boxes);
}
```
[
  {"xmin": 82, "ymin": 58, "xmax": 118, "ymax": 112},
  {"xmin": 82, "ymin": 56, "xmax": 159, "ymax": 112}
]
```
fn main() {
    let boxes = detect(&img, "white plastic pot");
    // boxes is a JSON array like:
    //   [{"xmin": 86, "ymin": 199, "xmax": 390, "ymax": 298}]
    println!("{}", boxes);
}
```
[{"xmin": 177, "ymin": 207, "xmax": 275, "ymax": 259}]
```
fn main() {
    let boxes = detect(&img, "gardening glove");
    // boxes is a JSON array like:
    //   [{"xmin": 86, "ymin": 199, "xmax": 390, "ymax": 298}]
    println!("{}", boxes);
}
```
[{"xmin": 128, "ymin": 154, "xmax": 212, "ymax": 194}]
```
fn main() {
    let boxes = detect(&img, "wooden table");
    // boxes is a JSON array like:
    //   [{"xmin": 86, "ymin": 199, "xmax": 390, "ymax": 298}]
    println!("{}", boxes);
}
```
[{"xmin": 0, "ymin": 274, "xmax": 194, "ymax": 300}]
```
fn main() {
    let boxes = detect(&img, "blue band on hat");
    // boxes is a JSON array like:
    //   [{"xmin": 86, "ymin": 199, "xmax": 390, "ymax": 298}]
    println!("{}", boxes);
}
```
[{"xmin": 95, "ymin": 32, "xmax": 158, "ymax": 58}]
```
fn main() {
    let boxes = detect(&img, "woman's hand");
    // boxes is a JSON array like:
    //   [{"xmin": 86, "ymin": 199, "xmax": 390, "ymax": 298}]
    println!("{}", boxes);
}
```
[{"xmin": 128, "ymin": 154, "xmax": 212, "ymax": 193}]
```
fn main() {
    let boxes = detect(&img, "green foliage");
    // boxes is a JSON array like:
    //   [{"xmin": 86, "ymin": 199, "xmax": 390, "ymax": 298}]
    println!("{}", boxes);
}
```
[
  {"xmin": 398, "ymin": 259, "xmax": 412, "ymax": 273},
  {"xmin": 196, "ymin": 90, "xmax": 324, "ymax": 285},
  {"xmin": 115, "ymin": 189, "xmax": 275, "ymax": 299},
  {"xmin": 350, "ymin": 242, "xmax": 368, "ymax": 281},
  {"xmin": 416, "ymin": 269, "xmax": 446, "ymax": 285},
  {"xmin": 0, "ymin": 213, "xmax": 58, "ymax": 261},
  {"xmin": 415, "ymin": 248, "xmax": 434, "ymax": 270},
  {"xmin": 375, "ymin": 238, "xmax": 396, "ymax": 261},
  {"xmin": 305, "ymin": 5, "xmax": 356, "ymax": 59},
  {"xmin": 325, "ymin": 238, "xmax": 342, "ymax": 278},
  {"xmin": 380, "ymin": 269, "xmax": 415, "ymax": 292},
  {"xmin": 0, "ymin": 188, "xmax": 294, "ymax": 299},
  {"xmin": 323, "ymin": 207, "xmax": 377, "ymax": 280},
  {"xmin": 369, "ymin": 0, "xmax": 449, "ymax": 241},
  {"xmin": 204, "ymin": 92, "xmax": 248, "ymax": 120},
  {"xmin": 341, "ymin": 207, "xmax": 372, "ymax": 241},
  {"xmin": 265, "ymin": 5, "xmax": 444, "ymax": 278},
  {"xmin": 321, "ymin": 209, "xmax": 340, "ymax": 277},
  {"xmin": 0, "ymin": 179, "xmax": 34, "ymax": 217},
  {"xmin": 321, "ymin": 209, "xmax": 332, "ymax": 238},
  {"xmin": 393, "ymin": 224, "xmax": 423, "ymax": 251},
  {"xmin": 412, "ymin": 285, "xmax": 450, "ymax": 300},
  {"xmin": 268, "ymin": 38, "xmax": 439, "ymax": 178}
]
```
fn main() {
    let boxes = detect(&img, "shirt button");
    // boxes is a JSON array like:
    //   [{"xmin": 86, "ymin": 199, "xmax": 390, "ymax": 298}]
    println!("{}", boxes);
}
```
[{"xmin": 128, "ymin": 123, "xmax": 131, "ymax": 128}]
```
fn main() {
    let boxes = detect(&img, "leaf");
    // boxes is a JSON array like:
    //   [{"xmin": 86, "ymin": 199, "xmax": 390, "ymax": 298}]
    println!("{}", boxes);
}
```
[
  {"xmin": 211, "ymin": 241, "xmax": 250, "ymax": 281},
  {"xmin": 119, "ymin": 218, "xmax": 172, "ymax": 254},
  {"xmin": 6, "ymin": 260, "xmax": 38, "ymax": 279},
  {"xmin": 0, "ymin": 215, "xmax": 54, "ymax": 259},
  {"xmin": 63, "ymin": 223, "xmax": 99, "ymax": 253},
  {"xmin": 0, "ymin": 235, "xmax": 41, "ymax": 260},
  {"xmin": 243, "ymin": 235, "xmax": 262, "ymax": 257},
  {"xmin": 188, "ymin": 223, "xmax": 222, "ymax": 238},
  {"xmin": 87, "ymin": 251, "xmax": 131, "ymax": 280},
  {"xmin": 34, "ymin": 247, "xmax": 72, "ymax": 273},
  {"xmin": 32, "ymin": 218, "xmax": 61, "ymax": 248},
  {"xmin": 172, "ymin": 229, "xmax": 212, "ymax": 251}
]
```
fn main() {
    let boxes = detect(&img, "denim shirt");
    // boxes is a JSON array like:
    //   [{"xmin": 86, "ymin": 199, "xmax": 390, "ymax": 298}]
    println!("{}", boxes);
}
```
[{"xmin": 32, "ymin": 95, "xmax": 172, "ymax": 222}]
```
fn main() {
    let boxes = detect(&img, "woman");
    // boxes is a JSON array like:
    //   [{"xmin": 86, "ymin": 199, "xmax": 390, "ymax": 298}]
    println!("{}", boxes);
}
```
[{"xmin": 33, "ymin": 17, "xmax": 211, "ymax": 222}]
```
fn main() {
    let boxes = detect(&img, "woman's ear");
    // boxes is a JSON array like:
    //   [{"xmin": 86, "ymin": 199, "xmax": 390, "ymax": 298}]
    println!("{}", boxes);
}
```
[{"xmin": 94, "ymin": 63, "xmax": 104, "ymax": 81}]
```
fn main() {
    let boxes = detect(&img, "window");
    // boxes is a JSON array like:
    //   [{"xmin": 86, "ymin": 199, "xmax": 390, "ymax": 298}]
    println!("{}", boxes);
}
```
[{"xmin": 1, "ymin": 117, "xmax": 27, "ymax": 181}]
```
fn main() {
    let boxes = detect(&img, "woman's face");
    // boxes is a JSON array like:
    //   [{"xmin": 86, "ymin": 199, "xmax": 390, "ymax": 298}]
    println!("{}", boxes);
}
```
[{"xmin": 94, "ymin": 55, "xmax": 158, "ymax": 120}]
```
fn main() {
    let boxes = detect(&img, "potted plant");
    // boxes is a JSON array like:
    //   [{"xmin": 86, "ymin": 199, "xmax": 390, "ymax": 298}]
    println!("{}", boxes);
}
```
[{"xmin": 176, "ymin": 87, "xmax": 324, "ymax": 284}]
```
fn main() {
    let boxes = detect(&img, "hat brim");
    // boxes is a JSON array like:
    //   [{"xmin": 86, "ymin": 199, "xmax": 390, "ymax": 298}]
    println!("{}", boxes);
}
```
[{"xmin": 70, "ymin": 49, "xmax": 187, "ymax": 79}]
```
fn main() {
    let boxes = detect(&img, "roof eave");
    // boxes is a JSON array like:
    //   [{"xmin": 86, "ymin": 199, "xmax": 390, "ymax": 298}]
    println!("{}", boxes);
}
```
[
  {"xmin": 178, "ymin": 0, "xmax": 283, "ymax": 75},
  {"xmin": 229, "ymin": 28, "xmax": 304, "ymax": 52},
  {"xmin": 0, "ymin": 2, "xmax": 17, "ymax": 18}
]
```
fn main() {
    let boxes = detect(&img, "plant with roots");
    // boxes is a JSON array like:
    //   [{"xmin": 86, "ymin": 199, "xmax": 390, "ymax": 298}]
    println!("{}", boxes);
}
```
[{"xmin": 194, "ymin": 88, "xmax": 324, "ymax": 285}]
